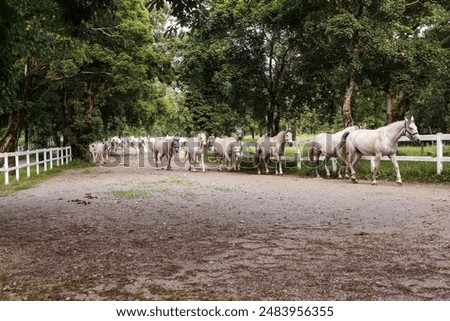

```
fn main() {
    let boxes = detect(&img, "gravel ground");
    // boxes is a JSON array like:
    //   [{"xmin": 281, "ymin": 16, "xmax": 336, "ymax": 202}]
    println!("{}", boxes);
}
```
[{"xmin": 1, "ymin": 154, "xmax": 449, "ymax": 300}]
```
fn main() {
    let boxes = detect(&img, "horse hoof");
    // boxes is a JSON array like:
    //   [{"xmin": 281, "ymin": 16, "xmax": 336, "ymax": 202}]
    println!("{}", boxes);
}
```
[
  {"xmin": 351, "ymin": 178, "xmax": 358, "ymax": 184},
  {"xmin": 371, "ymin": 182, "xmax": 377, "ymax": 186},
  {"xmin": 397, "ymin": 181, "xmax": 403, "ymax": 186}
]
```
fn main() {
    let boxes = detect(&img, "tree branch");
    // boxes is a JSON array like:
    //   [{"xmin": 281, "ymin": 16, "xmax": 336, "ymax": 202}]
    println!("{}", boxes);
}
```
[{"xmin": 406, "ymin": 1, "xmax": 422, "ymax": 7}]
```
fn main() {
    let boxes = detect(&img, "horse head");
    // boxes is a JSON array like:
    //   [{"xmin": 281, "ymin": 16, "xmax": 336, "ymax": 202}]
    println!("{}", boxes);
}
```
[
  {"xmin": 284, "ymin": 127, "xmax": 293, "ymax": 146},
  {"xmin": 235, "ymin": 127, "xmax": 244, "ymax": 141},
  {"xmin": 198, "ymin": 132, "xmax": 207, "ymax": 147},
  {"xmin": 172, "ymin": 138, "xmax": 180, "ymax": 153},
  {"xmin": 404, "ymin": 116, "xmax": 421, "ymax": 142},
  {"xmin": 207, "ymin": 136, "xmax": 215, "ymax": 152}
]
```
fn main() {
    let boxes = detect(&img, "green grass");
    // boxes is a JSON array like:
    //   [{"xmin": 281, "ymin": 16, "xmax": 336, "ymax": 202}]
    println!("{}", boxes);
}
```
[
  {"xmin": 0, "ymin": 160, "xmax": 95, "ymax": 196},
  {"xmin": 397, "ymin": 143, "xmax": 450, "ymax": 157},
  {"xmin": 160, "ymin": 176, "xmax": 194, "ymax": 186},
  {"xmin": 109, "ymin": 188, "xmax": 151, "ymax": 199},
  {"xmin": 284, "ymin": 159, "xmax": 450, "ymax": 183}
]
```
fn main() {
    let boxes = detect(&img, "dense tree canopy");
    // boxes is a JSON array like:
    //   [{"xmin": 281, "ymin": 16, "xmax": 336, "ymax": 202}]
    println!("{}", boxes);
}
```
[{"xmin": 1, "ymin": 0, "xmax": 449, "ymax": 157}]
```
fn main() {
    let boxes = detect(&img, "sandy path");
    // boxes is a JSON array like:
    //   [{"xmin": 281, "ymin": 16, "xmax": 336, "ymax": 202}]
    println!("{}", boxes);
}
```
[{"xmin": 1, "ymin": 159, "xmax": 449, "ymax": 300}]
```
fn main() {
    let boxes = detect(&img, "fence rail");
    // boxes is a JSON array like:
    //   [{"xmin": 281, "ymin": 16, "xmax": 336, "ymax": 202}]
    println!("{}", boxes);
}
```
[
  {"xmin": 290, "ymin": 133, "xmax": 450, "ymax": 175},
  {"xmin": 0, "ymin": 147, "xmax": 72, "ymax": 185}
]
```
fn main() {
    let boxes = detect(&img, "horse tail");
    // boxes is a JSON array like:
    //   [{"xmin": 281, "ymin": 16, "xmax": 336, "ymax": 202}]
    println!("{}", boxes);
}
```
[
  {"xmin": 253, "ymin": 151, "xmax": 259, "ymax": 167},
  {"xmin": 337, "ymin": 131, "xmax": 351, "ymax": 164},
  {"xmin": 307, "ymin": 141, "xmax": 318, "ymax": 162},
  {"xmin": 253, "ymin": 143, "xmax": 260, "ymax": 167}
]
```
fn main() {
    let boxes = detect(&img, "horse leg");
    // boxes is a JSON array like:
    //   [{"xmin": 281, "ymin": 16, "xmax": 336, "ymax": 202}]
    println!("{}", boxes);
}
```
[
  {"xmin": 314, "ymin": 157, "xmax": 321, "ymax": 178},
  {"xmin": 193, "ymin": 154, "xmax": 198, "ymax": 172},
  {"xmin": 264, "ymin": 155, "xmax": 270, "ymax": 174},
  {"xmin": 154, "ymin": 151, "xmax": 159, "ymax": 168},
  {"xmin": 337, "ymin": 157, "xmax": 348, "ymax": 179},
  {"xmin": 188, "ymin": 153, "xmax": 193, "ymax": 171},
  {"xmin": 324, "ymin": 156, "xmax": 331, "ymax": 178},
  {"xmin": 350, "ymin": 152, "xmax": 363, "ymax": 183},
  {"xmin": 347, "ymin": 149, "xmax": 357, "ymax": 183},
  {"xmin": 167, "ymin": 154, "xmax": 172, "ymax": 170},
  {"xmin": 254, "ymin": 152, "xmax": 261, "ymax": 175},
  {"xmin": 226, "ymin": 154, "xmax": 232, "ymax": 171},
  {"xmin": 389, "ymin": 154, "xmax": 402, "ymax": 185},
  {"xmin": 201, "ymin": 153, "xmax": 206, "ymax": 172},
  {"xmin": 371, "ymin": 153, "xmax": 382, "ymax": 185},
  {"xmin": 278, "ymin": 156, "xmax": 283, "ymax": 175}
]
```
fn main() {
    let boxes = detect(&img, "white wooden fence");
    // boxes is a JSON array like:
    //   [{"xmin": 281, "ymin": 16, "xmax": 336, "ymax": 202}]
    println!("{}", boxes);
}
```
[
  {"xmin": 0, "ymin": 147, "xmax": 72, "ymax": 185},
  {"xmin": 291, "ymin": 133, "xmax": 450, "ymax": 175}
]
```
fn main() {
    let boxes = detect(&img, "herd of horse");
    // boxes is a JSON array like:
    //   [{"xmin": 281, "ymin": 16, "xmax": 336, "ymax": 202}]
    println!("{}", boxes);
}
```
[{"xmin": 89, "ymin": 117, "xmax": 421, "ymax": 185}]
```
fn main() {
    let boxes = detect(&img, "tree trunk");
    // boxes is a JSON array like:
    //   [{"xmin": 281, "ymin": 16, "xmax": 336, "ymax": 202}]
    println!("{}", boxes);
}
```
[
  {"xmin": 394, "ymin": 90, "xmax": 410, "ymax": 121},
  {"xmin": 274, "ymin": 105, "xmax": 281, "ymax": 135},
  {"xmin": 0, "ymin": 58, "xmax": 35, "ymax": 153},
  {"xmin": 342, "ymin": 72, "xmax": 355, "ymax": 127},
  {"xmin": 385, "ymin": 84, "xmax": 394, "ymax": 124},
  {"xmin": 267, "ymin": 103, "xmax": 275, "ymax": 136},
  {"xmin": 0, "ymin": 107, "xmax": 28, "ymax": 153}
]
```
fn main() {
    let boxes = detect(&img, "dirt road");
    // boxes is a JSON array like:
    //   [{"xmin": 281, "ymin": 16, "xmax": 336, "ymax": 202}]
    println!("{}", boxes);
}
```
[{"xmin": 1, "ymin": 158, "xmax": 449, "ymax": 300}]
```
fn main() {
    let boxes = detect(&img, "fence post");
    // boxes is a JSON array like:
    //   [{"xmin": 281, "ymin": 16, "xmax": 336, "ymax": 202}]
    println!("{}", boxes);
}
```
[
  {"xmin": 50, "ymin": 149, "xmax": 54, "ymax": 169},
  {"xmin": 36, "ymin": 151, "xmax": 40, "ymax": 174},
  {"xmin": 295, "ymin": 143, "xmax": 301, "ymax": 168},
  {"xmin": 15, "ymin": 154, "xmax": 19, "ymax": 181},
  {"xmin": 26, "ymin": 152, "xmax": 31, "ymax": 178},
  {"xmin": 56, "ymin": 148, "xmax": 60, "ymax": 166},
  {"xmin": 4, "ymin": 153, "xmax": 9, "ymax": 185},
  {"xmin": 44, "ymin": 150, "xmax": 48, "ymax": 171},
  {"xmin": 436, "ymin": 132, "xmax": 443, "ymax": 175}
]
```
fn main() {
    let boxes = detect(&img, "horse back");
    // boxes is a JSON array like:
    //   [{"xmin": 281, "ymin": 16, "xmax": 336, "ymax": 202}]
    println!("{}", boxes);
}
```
[{"xmin": 347, "ymin": 129, "xmax": 386, "ymax": 156}]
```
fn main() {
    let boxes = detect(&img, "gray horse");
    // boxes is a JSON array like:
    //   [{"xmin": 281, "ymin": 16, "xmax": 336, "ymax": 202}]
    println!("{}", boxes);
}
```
[
  {"xmin": 151, "ymin": 138, "xmax": 179, "ymax": 170},
  {"xmin": 209, "ymin": 127, "xmax": 244, "ymax": 171},
  {"xmin": 253, "ymin": 128, "xmax": 293, "ymax": 175},
  {"xmin": 308, "ymin": 125, "xmax": 363, "ymax": 179},
  {"xmin": 339, "ymin": 117, "xmax": 420, "ymax": 185},
  {"xmin": 182, "ymin": 132, "xmax": 207, "ymax": 172}
]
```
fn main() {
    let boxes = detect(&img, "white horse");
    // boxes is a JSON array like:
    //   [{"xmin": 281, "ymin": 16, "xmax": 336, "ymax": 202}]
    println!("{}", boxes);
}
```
[
  {"xmin": 89, "ymin": 141, "xmax": 110, "ymax": 164},
  {"xmin": 152, "ymin": 137, "xmax": 179, "ymax": 170},
  {"xmin": 184, "ymin": 132, "xmax": 207, "ymax": 172},
  {"xmin": 308, "ymin": 125, "xmax": 363, "ymax": 178},
  {"xmin": 110, "ymin": 136, "xmax": 122, "ymax": 152},
  {"xmin": 210, "ymin": 138, "xmax": 243, "ymax": 171},
  {"xmin": 339, "ymin": 117, "xmax": 421, "ymax": 185},
  {"xmin": 253, "ymin": 128, "xmax": 293, "ymax": 175},
  {"xmin": 209, "ymin": 127, "xmax": 244, "ymax": 171}
]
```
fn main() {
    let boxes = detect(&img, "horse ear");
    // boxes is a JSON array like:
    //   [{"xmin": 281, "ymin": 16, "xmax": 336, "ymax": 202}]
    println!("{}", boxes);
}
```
[{"xmin": 410, "ymin": 116, "xmax": 414, "ymax": 122}]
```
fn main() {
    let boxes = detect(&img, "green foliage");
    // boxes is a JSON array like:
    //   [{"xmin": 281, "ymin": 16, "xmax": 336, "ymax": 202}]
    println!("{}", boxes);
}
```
[{"xmin": 1, "ymin": 0, "xmax": 449, "ymax": 161}]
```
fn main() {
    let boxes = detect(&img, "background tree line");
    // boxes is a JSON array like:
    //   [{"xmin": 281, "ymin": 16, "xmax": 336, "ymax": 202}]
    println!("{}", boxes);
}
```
[{"xmin": 1, "ymin": 0, "xmax": 449, "ymax": 159}]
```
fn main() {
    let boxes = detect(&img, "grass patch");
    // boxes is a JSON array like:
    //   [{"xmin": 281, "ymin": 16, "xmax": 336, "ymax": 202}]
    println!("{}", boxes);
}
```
[
  {"xmin": 160, "ymin": 176, "xmax": 194, "ymax": 186},
  {"xmin": 287, "ymin": 159, "xmax": 450, "ymax": 183},
  {"xmin": 109, "ymin": 188, "xmax": 151, "ymax": 199},
  {"xmin": 208, "ymin": 185, "xmax": 234, "ymax": 192},
  {"xmin": 109, "ymin": 176, "xmax": 195, "ymax": 200},
  {"xmin": 0, "ymin": 160, "xmax": 95, "ymax": 196}
]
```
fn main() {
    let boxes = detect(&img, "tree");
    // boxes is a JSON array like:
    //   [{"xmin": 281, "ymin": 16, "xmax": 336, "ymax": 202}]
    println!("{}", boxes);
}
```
[{"xmin": 178, "ymin": 0, "xmax": 300, "ymax": 135}]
